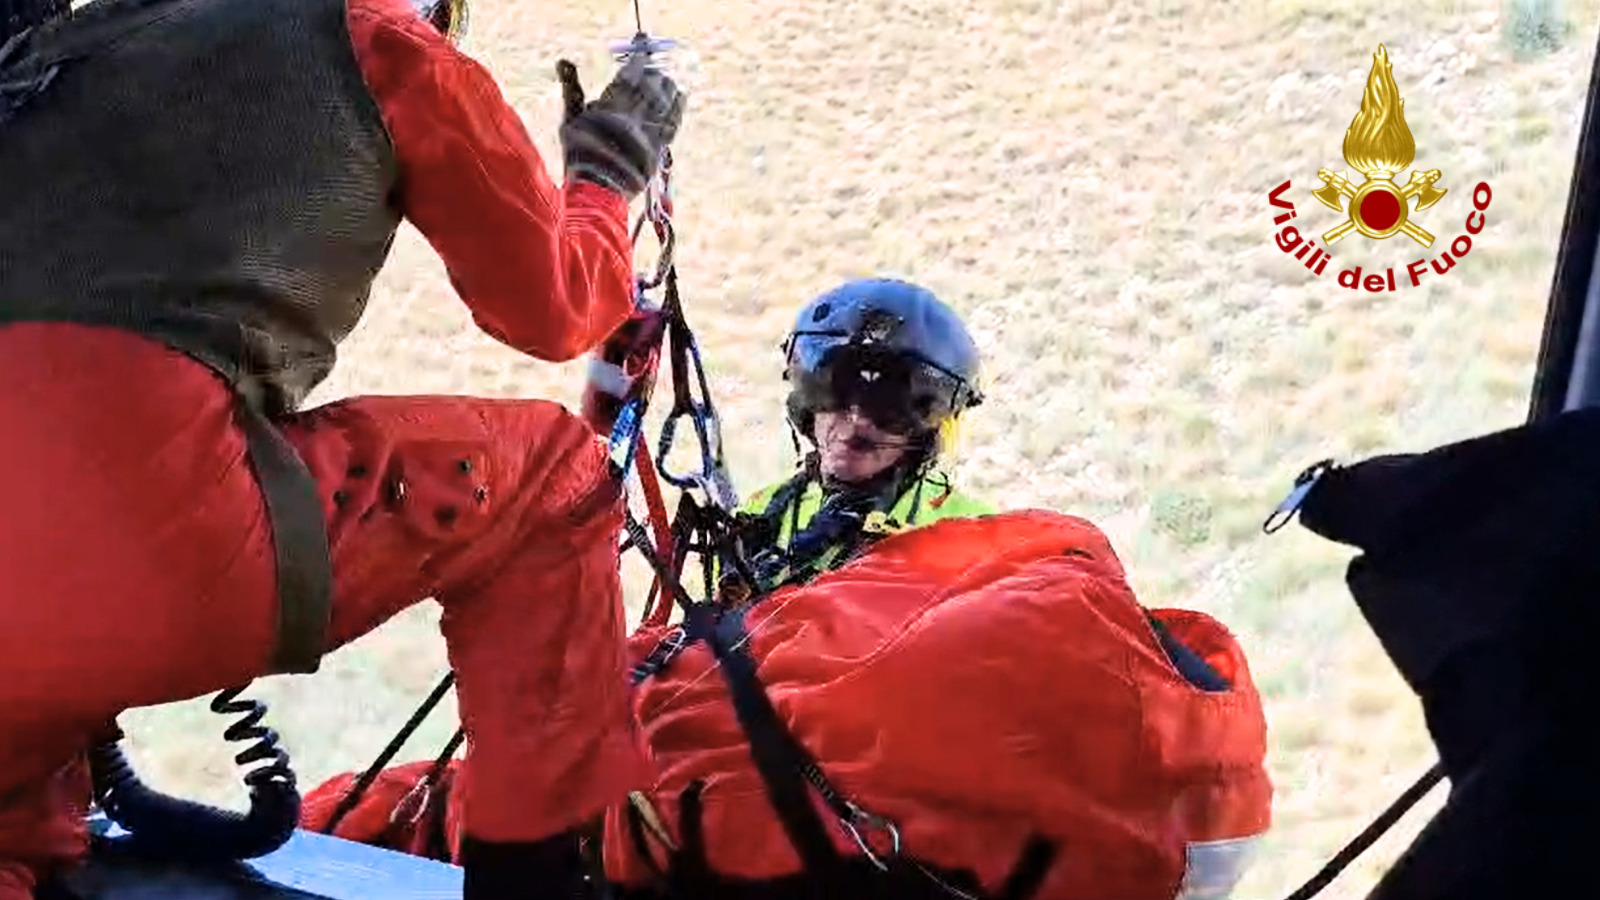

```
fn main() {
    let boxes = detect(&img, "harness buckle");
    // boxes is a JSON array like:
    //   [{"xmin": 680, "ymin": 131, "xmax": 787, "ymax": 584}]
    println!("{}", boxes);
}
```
[{"xmin": 840, "ymin": 800, "xmax": 902, "ymax": 871}]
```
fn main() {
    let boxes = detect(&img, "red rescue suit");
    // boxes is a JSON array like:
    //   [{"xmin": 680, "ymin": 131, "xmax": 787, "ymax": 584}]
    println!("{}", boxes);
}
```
[{"xmin": 0, "ymin": 0, "xmax": 648, "ymax": 895}]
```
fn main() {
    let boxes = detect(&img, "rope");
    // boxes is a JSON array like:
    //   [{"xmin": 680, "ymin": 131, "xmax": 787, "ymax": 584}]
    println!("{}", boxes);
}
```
[{"xmin": 1278, "ymin": 763, "xmax": 1447, "ymax": 900}]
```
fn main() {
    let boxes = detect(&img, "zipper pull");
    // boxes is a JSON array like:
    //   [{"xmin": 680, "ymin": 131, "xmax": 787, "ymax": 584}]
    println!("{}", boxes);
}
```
[{"xmin": 1263, "ymin": 459, "xmax": 1336, "ymax": 535}]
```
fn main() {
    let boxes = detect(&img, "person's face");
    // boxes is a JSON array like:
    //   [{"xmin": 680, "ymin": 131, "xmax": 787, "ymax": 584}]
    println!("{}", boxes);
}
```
[{"xmin": 812, "ymin": 407, "xmax": 911, "ymax": 484}]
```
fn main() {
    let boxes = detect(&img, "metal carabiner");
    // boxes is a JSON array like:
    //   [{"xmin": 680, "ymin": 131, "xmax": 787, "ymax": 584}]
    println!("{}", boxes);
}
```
[
  {"xmin": 839, "ymin": 801, "xmax": 903, "ymax": 872},
  {"xmin": 631, "ymin": 149, "xmax": 676, "ymax": 289},
  {"xmin": 656, "ymin": 403, "xmax": 714, "ymax": 487},
  {"xmin": 657, "ymin": 403, "xmax": 738, "ymax": 512},
  {"xmin": 659, "ymin": 623, "xmax": 689, "ymax": 657},
  {"xmin": 697, "ymin": 464, "xmax": 740, "ymax": 514},
  {"xmin": 630, "ymin": 213, "xmax": 676, "ymax": 290},
  {"xmin": 1262, "ymin": 458, "xmax": 1336, "ymax": 534}
]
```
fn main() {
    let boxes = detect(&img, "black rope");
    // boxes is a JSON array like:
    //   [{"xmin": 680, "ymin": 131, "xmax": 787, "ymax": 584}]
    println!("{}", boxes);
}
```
[
  {"xmin": 1279, "ymin": 763, "xmax": 1447, "ymax": 900},
  {"xmin": 319, "ymin": 671, "xmax": 456, "ymax": 835},
  {"xmin": 624, "ymin": 504, "xmax": 700, "ymax": 616}
]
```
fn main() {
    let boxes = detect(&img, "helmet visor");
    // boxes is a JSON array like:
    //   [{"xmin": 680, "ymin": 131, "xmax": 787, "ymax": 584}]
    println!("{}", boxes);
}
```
[{"xmin": 787, "ymin": 333, "xmax": 970, "ymax": 435}]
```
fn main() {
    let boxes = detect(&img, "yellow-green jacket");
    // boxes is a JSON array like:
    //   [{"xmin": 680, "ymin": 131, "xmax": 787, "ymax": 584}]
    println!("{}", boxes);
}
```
[{"xmin": 719, "ymin": 467, "xmax": 995, "ymax": 593}]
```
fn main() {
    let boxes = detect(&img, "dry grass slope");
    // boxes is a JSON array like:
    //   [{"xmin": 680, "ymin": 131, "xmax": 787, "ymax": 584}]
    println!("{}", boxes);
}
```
[{"xmin": 119, "ymin": 2, "xmax": 1599, "ymax": 897}]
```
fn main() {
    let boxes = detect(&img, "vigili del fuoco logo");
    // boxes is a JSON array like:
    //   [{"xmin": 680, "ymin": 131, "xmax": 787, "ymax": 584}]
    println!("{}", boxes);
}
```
[{"xmin": 1266, "ymin": 44, "xmax": 1492, "ymax": 293}]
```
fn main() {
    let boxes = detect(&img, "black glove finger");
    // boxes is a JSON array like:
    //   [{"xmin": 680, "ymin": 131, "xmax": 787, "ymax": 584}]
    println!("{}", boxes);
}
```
[{"xmin": 555, "ymin": 58, "xmax": 586, "ymax": 122}]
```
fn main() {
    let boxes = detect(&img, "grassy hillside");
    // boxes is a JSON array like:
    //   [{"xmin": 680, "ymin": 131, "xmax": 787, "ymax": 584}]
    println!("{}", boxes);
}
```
[{"xmin": 119, "ymin": 1, "xmax": 1599, "ymax": 896}]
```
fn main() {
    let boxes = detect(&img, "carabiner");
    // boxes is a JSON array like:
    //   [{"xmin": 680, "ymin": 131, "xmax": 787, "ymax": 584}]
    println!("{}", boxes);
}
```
[
  {"xmin": 656, "ymin": 403, "xmax": 716, "ymax": 489},
  {"xmin": 839, "ymin": 801, "xmax": 902, "ymax": 871},
  {"xmin": 659, "ymin": 624, "xmax": 689, "ymax": 657},
  {"xmin": 631, "ymin": 214, "xmax": 676, "ymax": 290},
  {"xmin": 1262, "ymin": 458, "xmax": 1336, "ymax": 534},
  {"xmin": 697, "ymin": 464, "xmax": 740, "ymax": 513},
  {"xmin": 631, "ymin": 149, "xmax": 676, "ymax": 289}
]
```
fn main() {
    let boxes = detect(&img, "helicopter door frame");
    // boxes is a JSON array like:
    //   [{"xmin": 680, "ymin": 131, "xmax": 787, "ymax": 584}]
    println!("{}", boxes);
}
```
[{"xmin": 1527, "ymin": 22, "xmax": 1600, "ymax": 420}]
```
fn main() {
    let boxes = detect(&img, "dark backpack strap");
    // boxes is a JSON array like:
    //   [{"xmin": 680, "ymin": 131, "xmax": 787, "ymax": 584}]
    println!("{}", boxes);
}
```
[
  {"xmin": 236, "ymin": 397, "xmax": 332, "ymax": 675},
  {"xmin": 705, "ymin": 607, "xmax": 847, "ymax": 881},
  {"xmin": 995, "ymin": 835, "xmax": 1058, "ymax": 900},
  {"xmin": 762, "ymin": 468, "xmax": 811, "ymax": 522},
  {"xmin": 758, "ymin": 468, "xmax": 812, "ymax": 552},
  {"xmin": 624, "ymin": 799, "xmax": 669, "ymax": 884},
  {"xmin": 670, "ymin": 780, "xmax": 713, "ymax": 893}
]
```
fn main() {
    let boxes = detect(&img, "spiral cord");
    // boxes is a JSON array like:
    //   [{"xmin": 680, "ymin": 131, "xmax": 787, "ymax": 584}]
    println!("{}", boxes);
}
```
[
  {"xmin": 89, "ymin": 682, "xmax": 302, "ymax": 862},
  {"xmin": 210, "ymin": 685, "xmax": 298, "ymax": 794}
]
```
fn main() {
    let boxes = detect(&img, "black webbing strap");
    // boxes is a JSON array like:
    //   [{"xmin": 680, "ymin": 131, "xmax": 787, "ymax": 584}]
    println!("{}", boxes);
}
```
[
  {"xmin": 236, "ymin": 398, "xmax": 332, "ymax": 675},
  {"xmin": 995, "ymin": 836, "xmax": 1057, "ymax": 900},
  {"xmin": 622, "ymin": 555, "xmax": 1073, "ymax": 900},
  {"xmin": 704, "ymin": 605, "xmax": 849, "ymax": 879},
  {"xmin": 621, "ymin": 469, "xmax": 1073, "ymax": 898}
]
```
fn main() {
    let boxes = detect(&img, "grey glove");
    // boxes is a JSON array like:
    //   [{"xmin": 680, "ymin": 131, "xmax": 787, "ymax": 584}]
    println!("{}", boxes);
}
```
[{"xmin": 557, "ymin": 53, "xmax": 686, "ymax": 200}]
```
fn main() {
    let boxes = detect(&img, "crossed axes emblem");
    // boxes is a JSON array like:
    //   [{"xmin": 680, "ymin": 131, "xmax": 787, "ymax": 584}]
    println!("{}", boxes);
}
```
[{"xmin": 1313, "ymin": 167, "xmax": 1448, "ymax": 248}]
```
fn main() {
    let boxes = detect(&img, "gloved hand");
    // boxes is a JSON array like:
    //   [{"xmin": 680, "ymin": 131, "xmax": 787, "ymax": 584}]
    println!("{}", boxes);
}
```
[
  {"xmin": 556, "ymin": 53, "xmax": 686, "ymax": 200},
  {"xmin": 581, "ymin": 303, "xmax": 668, "ymax": 437}
]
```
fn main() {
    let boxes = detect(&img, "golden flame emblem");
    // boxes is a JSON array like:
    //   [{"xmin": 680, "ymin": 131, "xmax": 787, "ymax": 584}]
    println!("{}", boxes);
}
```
[{"xmin": 1313, "ymin": 45, "xmax": 1448, "ymax": 247}]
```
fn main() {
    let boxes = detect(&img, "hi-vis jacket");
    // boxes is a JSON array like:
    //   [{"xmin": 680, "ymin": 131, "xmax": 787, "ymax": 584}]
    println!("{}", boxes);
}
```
[{"xmin": 742, "ymin": 466, "xmax": 995, "ymax": 552}]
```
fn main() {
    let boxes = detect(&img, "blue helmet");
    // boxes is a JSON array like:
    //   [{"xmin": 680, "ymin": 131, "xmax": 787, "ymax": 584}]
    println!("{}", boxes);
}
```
[{"xmin": 782, "ymin": 278, "xmax": 983, "ymax": 442}]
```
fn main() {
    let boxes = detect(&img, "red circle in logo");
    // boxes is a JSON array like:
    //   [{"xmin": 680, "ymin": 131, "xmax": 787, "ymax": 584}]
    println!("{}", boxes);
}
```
[{"xmin": 1359, "ymin": 187, "xmax": 1403, "ymax": 232}]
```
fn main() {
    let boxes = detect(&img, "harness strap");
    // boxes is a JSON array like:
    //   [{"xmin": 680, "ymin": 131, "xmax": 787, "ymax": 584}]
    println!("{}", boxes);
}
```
[
  {"xmin": 995, "ymin": 836, "xmax": 1057, "ymax": 900},
  {"xmin": 622, "ymin": 502, "xmax": 1074, "ymax": 900},
  {"xmin": 712, "ymin": 471, "xmax": 806, "ymax": 590},
  {"xmin": 627, "ymin": 777, "xmax": 1060, "ymax": 900},
  {"xmin": 235, "ymin": 396, "xmax": 332, "ymax": 675},
  {"xmin": 755, "ymin": 486, "xmax": 898, "ymax": 593},
  {"xmin": 635, "ymin": 430, "xmax": 678, "ymax": 629},
  {"xmin": 705, "ymin": 606, "xmax": 848, "ymax": 878},
  {"xmin": 761, "ymin": 470, "xmax": 810, "ymax": 522}
]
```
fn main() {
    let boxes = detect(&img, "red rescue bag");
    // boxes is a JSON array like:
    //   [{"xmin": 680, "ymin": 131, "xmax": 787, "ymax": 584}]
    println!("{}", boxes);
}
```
[{"xmin": 604, "ymin": 510, "xmax": 1272, "ymax": 900}]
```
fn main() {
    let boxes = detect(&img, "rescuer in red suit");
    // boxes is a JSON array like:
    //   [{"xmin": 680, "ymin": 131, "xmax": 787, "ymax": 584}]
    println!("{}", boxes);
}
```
[{"xmin": 0, "ymin": 0, "xmax": 685, "ymax": 896}]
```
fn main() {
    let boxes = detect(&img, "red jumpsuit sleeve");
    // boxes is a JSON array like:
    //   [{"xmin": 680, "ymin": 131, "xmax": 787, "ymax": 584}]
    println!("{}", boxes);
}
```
[{"xmin": 347, "ymin": 0, "xmax": 637, "ymax": 362}]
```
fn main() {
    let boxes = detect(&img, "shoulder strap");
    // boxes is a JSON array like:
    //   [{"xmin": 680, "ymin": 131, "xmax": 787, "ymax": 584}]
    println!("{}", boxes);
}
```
[
  {"xmin": 705, "ymin": 606, "xmax": 854, "ymax": 882},
  {"xmin": 761, "ymin": 468, "xmax": 811, "ymax": 527}
]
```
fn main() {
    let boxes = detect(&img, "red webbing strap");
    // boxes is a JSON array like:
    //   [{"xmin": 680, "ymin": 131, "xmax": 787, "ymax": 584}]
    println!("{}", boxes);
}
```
[{"xmin": 634, "ymin": 429, "xmax": 677, "ymax": 629}]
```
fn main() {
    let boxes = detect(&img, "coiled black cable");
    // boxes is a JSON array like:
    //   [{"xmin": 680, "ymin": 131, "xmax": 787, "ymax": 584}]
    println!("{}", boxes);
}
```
[{"xmin": 87, "ymin": 682, "xmax": 301, "ymax": 862}]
